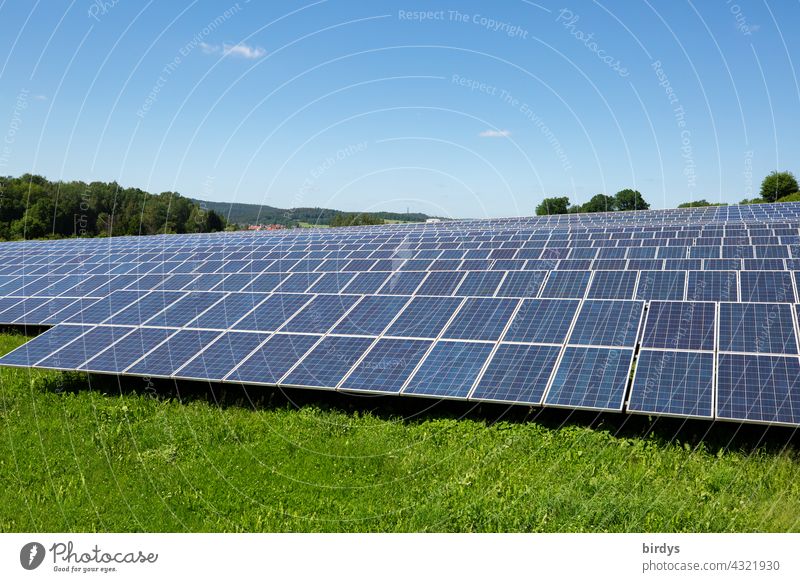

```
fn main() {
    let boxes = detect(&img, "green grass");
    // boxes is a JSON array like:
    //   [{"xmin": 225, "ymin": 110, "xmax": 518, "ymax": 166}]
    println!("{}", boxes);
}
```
[{"xmin": 2, "ymin": 332, "xmax": 800, "ymax": 532}]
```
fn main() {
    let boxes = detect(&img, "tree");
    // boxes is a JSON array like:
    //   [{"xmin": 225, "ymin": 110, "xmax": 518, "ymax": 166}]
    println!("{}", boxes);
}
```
[
  {"xmin": 614, "ymin": 189, "xmax": 649, "ymax": 211},
  {"xmin": 760, "ymin": 171, "xmax": 798, "ymax": 202},
  {"xmin": 581, "ymin": 194, "xmax": 616, "ymax": 213},
  {"xmin": 536, "ymin": 196, "xmax": 571, "ymax": 215}
]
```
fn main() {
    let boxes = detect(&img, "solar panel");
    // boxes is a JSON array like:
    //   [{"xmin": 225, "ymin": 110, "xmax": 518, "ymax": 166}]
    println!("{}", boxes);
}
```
[
  {"xmin": 404, "ymin": 340, "xmax": 494, "ymax": 398},
  {"xmin": 385, "ymin": 296, "xmax": 462, "ymax": 338},
  {"xmin": 502, "ymin": 298, "xmax": 578, "ymax": 344},
  {"xmin": 567, "ymin": 300, "xmax": 643, "ymax": 347},
  {"xmin": 717, "ymin": 353, "xmax": 800, "ymax": 425},
  {"xmin": 471, "ymin": 343, "xmax": 560, "ymax": 404},
  {"xmin": 5, "ymin": 202, "xmax": 800, "ymax": 425},
  {"xmin": 441, "ymin": 297, "xmax": 519, "ymax": 341},
  {"xmin": 226, "ymin": 333, "xmax": 320, "ymax": 384},
  {"xmin": 540, "ymin": 271, "xmax": 591, "ymax": 298},
  {"xmin": 80, "ymin": 327, "xmax": 174, "ymax": 373},
  {"xmin": 587, "ymin": 270, "xmax": 637, "ymax": 299},
  {"xmin": 330, "ymin": 295, "xmax": 409, "ymax": 336},
  {"xmin": 282, "ymin": 335, "xmax": 374, "ymax": 388},
  {"xmin": 339, "ymin": 338, "xmax": 432, "ymax": 393},
  {"xmin": 641, "ymin": 301, "xmax": 716, "ymax": 351},
  {"xmin": 718, "ymin": 303, "xmax": 798, "ymax": 354},
  {"xmin": 628, "ymin": 350, "xmax": 714, "ymax": 418},
  {"xmin": 740, "ymin": 271, "xmax": 795, "ymax": 302},
  {"xmin": 0, "ymin": 324, "xmax": 91, "ymax": 367},
  {"xmin": 544, "ymin": 346, "xmax": 634, "ymax": 411}
]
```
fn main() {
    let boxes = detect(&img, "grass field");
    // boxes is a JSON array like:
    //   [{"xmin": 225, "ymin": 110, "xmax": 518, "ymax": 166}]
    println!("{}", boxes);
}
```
[{"xmin": 1, "ymin": 332, "xmax": 799, "ymax": 532}]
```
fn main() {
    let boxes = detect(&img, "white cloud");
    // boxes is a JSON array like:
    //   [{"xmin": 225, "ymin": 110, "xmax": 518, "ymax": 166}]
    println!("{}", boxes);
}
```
[
  {"xmin": 479, "ymin": 129, "xmax": 511, "ymax": 138},
  {"xmin": 200, "ymin": 41, "xmax": 266, "ymax": 59},
  {"xmin": 223, "ymin": 43, "xmax": 266, "ymax": 59}
]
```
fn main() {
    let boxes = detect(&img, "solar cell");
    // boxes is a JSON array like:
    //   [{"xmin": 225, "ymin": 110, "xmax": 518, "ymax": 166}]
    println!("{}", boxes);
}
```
[
  {"xmin": 687, "ymin": 271, "xmax": 738, "ymax": 301},
  {"xmin": 188, "ymin": 292, "xmax": 267, "ymax": 329},
  {"xmin": 377, "ymin": 271, "xmax": 426, "ymax": 295},
  {"xmin": 454, "ymin": 271, "xmax": 504, "ymax": 296},
  {"xmin": 495, "ymin": 271, "xmax": 546, "ymax": 298},
  {"xmin": 126, "ymin": 329, "xmax": 222, "ymax": 377},
  {"xmin": 628, "ymin": 350, "xmax": 714, "ymax": 418},
  {"xmin": 415, "ymin": 271, "xmax": 465, "ymax": 296},
  {"xmin": 65, "ymin": 290, "xmax": 146, "ymax": 324},
  {"xmin": 544, "ymin": 346, "xmax": 633, "ymax": 411},
  {"xmin": 641, "ymin": 301, "xmax": 716, "ymax": 351},
  {"xmin": 281, "ymin": 294, "xmax": 360, "ymax": 334},
  {"xmin": 471, "ymin": 343, "xmax": 560, "ymax": 404}
]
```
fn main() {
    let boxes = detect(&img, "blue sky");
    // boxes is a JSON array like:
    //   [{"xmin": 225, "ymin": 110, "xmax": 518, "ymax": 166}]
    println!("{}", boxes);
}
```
[{"xmin": 0, "ymin": 0, "xmax": 798, "ymax": 218}]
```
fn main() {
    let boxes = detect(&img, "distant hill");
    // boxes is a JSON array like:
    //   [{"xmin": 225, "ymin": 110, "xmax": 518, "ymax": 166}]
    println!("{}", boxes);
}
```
[{"xmin": 190, "ymin": 198, "xmax": 432, "ymax": 226}]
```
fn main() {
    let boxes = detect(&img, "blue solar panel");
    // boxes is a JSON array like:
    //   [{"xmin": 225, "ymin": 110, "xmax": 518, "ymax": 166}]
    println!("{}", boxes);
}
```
[
  {"xmin": 740, "ymin": 271, "xmax": 795, "ymax": 302},
  {"xmin": 104, "ymin": 291, "xmax": 186, "ymax": 325},
  {"xmin": 307, "ymin": 272, "xmax": 355, "ymax": 293},
  {"xmin": 719, "ymin": 303, "xmax": 798, "ymax": 354},
  {"xmin": 587, "ymin": 270, "xmax": 638, "ymax": 300},
  {"xmin": 503, "ymin": 298, "xmax": 578, "ymax": 344},
  {"xmin": 404, "ymin": 340, "xmax": 494, "ymax": 398},
  {"xmin": 64, "ymin": 290, "xmax": 145, "ymax": 324},
  {"xmin": 641, "ymin": 301, "xmax": 716, "ymax": 351},
  {"xmin": 331, "ymin": 295, "xmax": 409, "ymax": 336},
  {"xmin": 80, "ymin": 327, "xmax": 174, "ymax": 373},
  {"xmin": 0, "ymin": 324, "xmax": 91, "ymax": 367},
  {"xmin": 227, "ymin": 333, "xmax": 320, "ymax": 384},
  {"xmin": 471, "ymin": 343, "xmax": 560, "ymax": 404},
  {"xmin": 544, "ymin": 346, "xmax": 633, "ymax": 411},
  {"xmin": 628, "ymin": 350, "xmax": 714, "ymax": 418},
  {"xmin": 385, "ymin": 296, "xmax": 462, "ymax": 338},
  {"xmin": 495, "ymin": 271, "xmax": 546, "ymax": 298},
  {"xmin": 635, "ymin": 271, "xmax": 686, "ymax": 301},
  {"xmin": 378, "ymin": 271, "xmax": 426, "ymax": 295},
  {"xmin": 35, "ymin": 326, "xmax": 132, "ymax": 369},
  {"xmin": 341, "ymin": 271, "xmax": 389, "ymax": 294},
  {"xmin": 441, "ymin": 297, "xmax": 518, "ymax": 341},
  {"xmin": 567, "ymin": 300, "xmax": 643, "ymax": 347},
  {"xmin": 717, "ymin": 353, "xmax": 800, "ymax": 425},
  {"xmin": 232, "ymin": 293, "xmax": 313, "ymax": 331},
  {"xmin": 175, "ymin": 331, "xmax": 269, "ymax": 380},
  {"xmin": 281, "ymin": 294, "xmax": 360, "ymax": 334},
  {"xmin": 282, "ymin": 335, "xmax": 374, "ymax": 388},
  {"xmin": 416, "ymin": 271, "xmax": 465, "ymax": 296},
  {"xmin": 143, "ymin": 292, "xmax": 224, "ymax": 327},
  {"xmin": 339, "ymin": 338, "xmax": 432, "ymax": 393},
  {"xmin": 540, "ymin": 271, "xmax": 591, "ymax": 299},
  {"xmin": 125, "ymin": 329, "xmax": 222, "ymax": 376},
  {"xmin": 687, "ymin": 271, "xmax": 738, "ymax": 301},
  {"xmin": 188, "ymin": 293, "xmax": 267, "ymax": 329},
  {"xmin": 454, "ymin": 271, "xmax": 504, "ymax": 296}
]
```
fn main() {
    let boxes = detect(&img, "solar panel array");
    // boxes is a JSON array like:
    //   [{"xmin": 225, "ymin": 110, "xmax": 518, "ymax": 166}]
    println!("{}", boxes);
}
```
[{"xmin": 4, "ymin": 202, "xmax": 800, "ymax": 426}]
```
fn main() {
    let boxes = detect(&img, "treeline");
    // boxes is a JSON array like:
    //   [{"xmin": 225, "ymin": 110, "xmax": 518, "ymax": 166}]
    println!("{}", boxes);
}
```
[
  {"xmin": 536, "ymin": 171, "xmax": 800, "ymax": 215},
  {"xmin": 536, "ymin": 189, "xmax": 649, "ymax": 215},
  {"xmin": 189, "ymin": 198, "xmax": 431, "ymax": 227},
  {"xmin": 0, "ymin": 174, "xmax": 226, "ymax": 240}
]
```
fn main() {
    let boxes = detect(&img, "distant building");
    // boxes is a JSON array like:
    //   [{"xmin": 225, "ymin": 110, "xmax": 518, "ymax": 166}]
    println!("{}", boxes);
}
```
[
  {"xmin": 426, "ymin": 218, "xmax": 441, "ymax": 223},
  {"xmin": 247, "ymin": 224, "xmax": 286, "ymax": 231}
]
